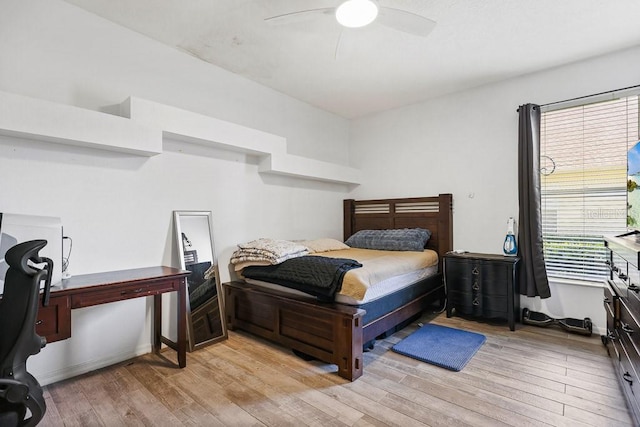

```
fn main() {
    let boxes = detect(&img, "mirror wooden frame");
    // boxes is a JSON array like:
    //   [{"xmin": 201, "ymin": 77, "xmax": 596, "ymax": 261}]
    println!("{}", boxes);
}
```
[{"xmin": 173, "ymin": 210, "xmax": 227, "ymax": 351}]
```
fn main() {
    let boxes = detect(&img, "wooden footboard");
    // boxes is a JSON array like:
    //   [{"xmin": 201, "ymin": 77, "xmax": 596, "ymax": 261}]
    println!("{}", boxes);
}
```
[
  {"xmin": 224, "ymin": 273, "xmax": 444, "ymax": 381},
  {"xmin": 224, "ymin": 280, "xmax": 366, "ymax": 380}
]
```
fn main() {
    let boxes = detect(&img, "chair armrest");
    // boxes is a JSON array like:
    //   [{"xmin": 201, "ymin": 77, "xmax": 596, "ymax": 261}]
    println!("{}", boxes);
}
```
[{"xmin": 0, "ymin": 378, "xmax": 29, "ymax": 403}]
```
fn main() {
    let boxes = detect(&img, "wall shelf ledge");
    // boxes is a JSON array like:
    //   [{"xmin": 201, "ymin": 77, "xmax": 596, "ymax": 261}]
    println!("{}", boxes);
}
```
[
  {"xmin": 0, "ymin": 91, "xmax": 162, "ymax": 156},
  {"xmin": 0, "ymin": 91, "xmax": 361, "ymax": 185}
]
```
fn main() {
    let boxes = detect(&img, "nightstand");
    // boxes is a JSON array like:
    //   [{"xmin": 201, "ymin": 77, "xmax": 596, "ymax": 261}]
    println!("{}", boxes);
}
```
[{"xmin": 444, "ymin": 252, "xmax": 520, "ymax": 331}]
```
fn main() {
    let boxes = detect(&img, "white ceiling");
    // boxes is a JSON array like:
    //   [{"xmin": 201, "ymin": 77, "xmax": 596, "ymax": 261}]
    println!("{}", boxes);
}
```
[{"xmin": 63, "ymin": 0, "xmax": 640, "ymax": 119}]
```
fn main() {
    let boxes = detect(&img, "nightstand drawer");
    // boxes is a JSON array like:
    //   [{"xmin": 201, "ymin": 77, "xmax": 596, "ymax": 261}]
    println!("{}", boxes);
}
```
[
  {"xmin": 445, "ymin": 258, "xmax": 511, "ymax": 296},
  {"xmin": 442, "ymin": 259, "xmax": 474, "ymax": 286},
  {"xmin": 447, "ymin": 290, "xmax": 480, "ymax": 316},
  {"xmin": 449, "ymin": 291, "xmax": 508, "ymax": 318},
  {"xmin": 480, "ymin": 295, "xmax": 509, "ymax": 317},
  {"xmin": 447, "ymin": 289, "xmax": 474, "ymax": 305},
  {"xmin": 476, "ymin": 268, "xmax": 509, "ymax": 296}
]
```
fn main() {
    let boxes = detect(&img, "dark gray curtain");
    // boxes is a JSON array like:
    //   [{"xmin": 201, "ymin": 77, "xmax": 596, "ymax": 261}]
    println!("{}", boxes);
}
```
[{"xmin": 518, "ymin": 104, "xmax": 551, "ymax": 298}]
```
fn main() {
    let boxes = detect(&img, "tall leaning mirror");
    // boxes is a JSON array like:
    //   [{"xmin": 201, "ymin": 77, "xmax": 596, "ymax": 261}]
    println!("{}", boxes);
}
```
[{"xmin": 173, "ymin": 211, "xmax": 227, "ymax": 351}]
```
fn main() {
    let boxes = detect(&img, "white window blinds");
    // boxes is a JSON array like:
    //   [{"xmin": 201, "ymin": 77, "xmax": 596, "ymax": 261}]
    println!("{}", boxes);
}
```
[{"xmin": 540, "ymin": 95, "xmax": 639, "ymax": 282}]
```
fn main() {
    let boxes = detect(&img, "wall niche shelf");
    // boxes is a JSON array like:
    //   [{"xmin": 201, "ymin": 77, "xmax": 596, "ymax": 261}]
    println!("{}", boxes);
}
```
[
  {"xmin": 0, "ymin": 91, "xmax": 162, "ymax": 156},
  {"xmin": 0, "ymin": 91, "xmax": 361, "ymax": 185}
]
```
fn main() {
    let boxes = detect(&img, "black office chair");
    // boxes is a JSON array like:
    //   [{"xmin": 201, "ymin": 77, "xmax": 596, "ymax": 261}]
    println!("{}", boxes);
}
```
[{"xmin": 0, "ymin": 240, "xmax": 53, "ymax": 426}]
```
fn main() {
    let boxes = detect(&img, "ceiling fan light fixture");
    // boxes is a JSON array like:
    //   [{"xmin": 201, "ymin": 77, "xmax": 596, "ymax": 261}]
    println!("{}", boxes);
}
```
[{"xmin": 335, "ymin": 0, "xmax": 379, "ymax": 28}]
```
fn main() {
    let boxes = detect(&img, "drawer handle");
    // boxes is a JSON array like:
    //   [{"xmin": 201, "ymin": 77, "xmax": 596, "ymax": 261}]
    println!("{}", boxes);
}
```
[
  {"xmin": 629, "ymin": 284, "xmax": 640, "ymax": 293},
  {"xmin": 619, "ymin": 272, "xmax": 628, "ymax": 280},
  {"xmin": 472, "ymin": 267, "xmax": 479, "ymax": 275},
  {"xmin": 622, "ymin": 323, "xmax": 635, "ymax": 334},
  {"xmin": 472, "ymin": 298, "xmax": 479, "ymax": 306},
  {"xmin": 607, "ymin": 332, "xmax": 617, "ymax": 341},
  {"xmin": 605, "ymin": 260, "xmax": 611, "ymax": 266},
  {"xmin": 624, "ymin": 372, "xmax": 633, "ymax": 385},
  {"xmin": 472, "ymin": 282, "xmax": 480, "ymax": 291},
  {"xmin": 36, "ymin": 320, "xmax": 43, "ymax": 325},
  {"xmin": 120, "ymin": 288, "xmax": 145, "ymax": 296}
]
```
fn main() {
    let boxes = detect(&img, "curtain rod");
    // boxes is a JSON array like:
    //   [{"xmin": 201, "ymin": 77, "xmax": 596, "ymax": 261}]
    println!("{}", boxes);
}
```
[
  {"xmin": 540, "ymin": 83, "xmax": 640, "ymax": 108},
  {"xmin": 517, "ymin": 83, "xmax": 640, "ymax": 112}
]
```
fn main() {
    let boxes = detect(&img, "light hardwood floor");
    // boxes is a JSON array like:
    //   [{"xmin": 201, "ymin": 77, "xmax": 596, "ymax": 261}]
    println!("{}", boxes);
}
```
[{"xmin": 39, "ymin": 312, "xmax": 632, "ymax": 426}]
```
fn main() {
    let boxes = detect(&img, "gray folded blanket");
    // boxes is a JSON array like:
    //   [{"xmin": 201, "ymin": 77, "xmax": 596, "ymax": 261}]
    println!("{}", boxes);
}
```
[{"xmin": 242, "ymin": 255, "xmax": 362, "ymax": 301}]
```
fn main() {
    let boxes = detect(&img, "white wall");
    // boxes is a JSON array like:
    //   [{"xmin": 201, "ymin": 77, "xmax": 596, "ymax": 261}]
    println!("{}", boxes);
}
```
[
  {"xmin": 0, "ymin": 0, "xmax": 352, "ymax": 384},
  {"xmin": 3, "ymin": 0, "xmax": 637, "ymax": 385},
  {"xmin": 349, "ymin": 45, "xmax": 640, "ymax": 335}
]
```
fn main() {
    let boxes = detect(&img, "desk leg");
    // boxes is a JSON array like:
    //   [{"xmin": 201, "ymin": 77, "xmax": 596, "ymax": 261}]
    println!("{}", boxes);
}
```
[
  {"xmin": 177, "ymin": 279, "xmax": 187, "ymax": 368},
  {"xmin": 153, "ymin": 294, "xmax": 162, "ymax": 353},
  {"xmin": 154, "ymin": 282, "xmax": 187, "ymax": 368}
]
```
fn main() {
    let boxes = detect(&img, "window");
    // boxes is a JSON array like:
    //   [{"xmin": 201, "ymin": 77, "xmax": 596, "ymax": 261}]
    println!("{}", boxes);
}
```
[{"xmin": 540, "ymin": 95, "xmax": 639, "ymax": 283}]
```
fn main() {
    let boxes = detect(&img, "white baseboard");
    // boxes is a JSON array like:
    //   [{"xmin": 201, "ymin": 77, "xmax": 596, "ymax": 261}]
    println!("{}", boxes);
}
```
[{"xmin": 38, "ymin": 344, "xmax": 152, "ymax": 386}]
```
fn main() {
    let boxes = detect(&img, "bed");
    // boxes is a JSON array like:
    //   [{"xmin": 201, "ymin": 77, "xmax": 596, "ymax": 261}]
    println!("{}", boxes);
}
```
[{"xmin": 223, "ymin": 194, "xmax": 453, "ymax": 381}]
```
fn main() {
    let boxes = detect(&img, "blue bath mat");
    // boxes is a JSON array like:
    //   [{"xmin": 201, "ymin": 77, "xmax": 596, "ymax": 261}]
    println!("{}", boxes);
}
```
[{"xmin": 391, "ymin": 324, "xmax": 486, "ymax": 371}]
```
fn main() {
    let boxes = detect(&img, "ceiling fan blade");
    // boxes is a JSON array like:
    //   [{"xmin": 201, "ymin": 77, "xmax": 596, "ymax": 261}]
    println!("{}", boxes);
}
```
[
  {"xmin": 377, "ymin": 7, "xmax": 436, "ymax": 37},
  {"xmin": 264, "ymin": 8, "xmax": 335, "ymax": 25}
]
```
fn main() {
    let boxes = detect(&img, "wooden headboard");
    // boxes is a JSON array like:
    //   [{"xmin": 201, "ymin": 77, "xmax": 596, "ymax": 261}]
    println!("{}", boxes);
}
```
[{"xmin": 343, "ymin": 194, "xmax": 453, "ymax": 271}]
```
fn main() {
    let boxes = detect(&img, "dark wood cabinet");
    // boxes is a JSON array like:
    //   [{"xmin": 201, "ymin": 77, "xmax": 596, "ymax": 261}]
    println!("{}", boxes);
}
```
[
  {"xmin": 603, "ymin": 232, "xmax": 640, "ymax": 424},
  {"xmin": 35, "ymin": 295, "xmax": 71, "ymax": 343},
  {"xmin": 444, "ymin": 252, "xmax": 520, "ymax": 330}
]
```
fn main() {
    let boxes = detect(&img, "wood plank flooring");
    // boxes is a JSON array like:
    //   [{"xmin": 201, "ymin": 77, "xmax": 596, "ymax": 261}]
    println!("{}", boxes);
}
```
[{"xmin": 39, "ymin": 312, "xmax": 632, "ymax": 426}]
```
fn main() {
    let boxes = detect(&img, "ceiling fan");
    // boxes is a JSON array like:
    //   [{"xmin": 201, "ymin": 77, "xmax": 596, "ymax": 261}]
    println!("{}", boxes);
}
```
[{"xmin": 265, "ymin": 0, "xmax": 436, "ymax": 57}]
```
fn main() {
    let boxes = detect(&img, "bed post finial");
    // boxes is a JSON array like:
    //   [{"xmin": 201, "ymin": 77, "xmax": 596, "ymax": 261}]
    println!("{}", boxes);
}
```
[
  {"xmin": 344, "ymin": 199, "xmax": 355, "ymax": 241},
  {"xmin": 437, "ymin": 193, "xmax": 454, "ymax": 271}
]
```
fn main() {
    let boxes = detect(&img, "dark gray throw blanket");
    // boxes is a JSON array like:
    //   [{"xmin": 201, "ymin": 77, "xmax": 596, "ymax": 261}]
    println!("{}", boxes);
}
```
[{"xmin": 242, "ymin": 256, "xmax": 362, "ymax": 301}]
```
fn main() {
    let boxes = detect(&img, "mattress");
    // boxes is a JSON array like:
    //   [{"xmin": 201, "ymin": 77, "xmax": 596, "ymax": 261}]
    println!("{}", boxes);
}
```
[
  {"xmin": 241, "ymin": 247, "xmax": 437, "ymax": 300},
  {"xmin": 245, "ymin": 263, "xmax": 437, "ymax": 305},
  {"xmin": 314, "ymin": 248, "xmax": 437, "ymax": 299}
]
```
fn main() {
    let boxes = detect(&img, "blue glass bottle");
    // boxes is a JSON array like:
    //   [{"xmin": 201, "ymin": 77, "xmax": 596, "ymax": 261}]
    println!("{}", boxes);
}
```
[{"xmin": 503, "ymin": 217, "xmax": 518, "ymax": 256}]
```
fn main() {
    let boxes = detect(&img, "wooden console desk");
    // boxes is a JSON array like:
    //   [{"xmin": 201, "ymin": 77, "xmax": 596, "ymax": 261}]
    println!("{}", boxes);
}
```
[{"xmin": 35, "ymin": 266, "xmax": 191, "ymax": 368}]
